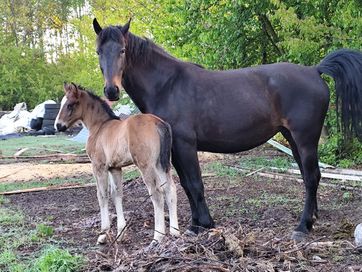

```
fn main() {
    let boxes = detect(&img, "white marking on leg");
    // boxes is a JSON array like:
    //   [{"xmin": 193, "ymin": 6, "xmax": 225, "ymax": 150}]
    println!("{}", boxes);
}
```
[
  {"xmin": 159, "ymin": 170, "xmax": 179, "ymax": 236},
  {"xmin": 109, "ymin": 171, "xmax": 126, "ymax": 240}
]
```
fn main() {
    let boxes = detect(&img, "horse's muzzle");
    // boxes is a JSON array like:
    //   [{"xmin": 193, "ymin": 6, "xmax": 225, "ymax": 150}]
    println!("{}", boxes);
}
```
[
  {"xmin": 56, "ymin": 123, "xmax": 67, "ymax": 132},
  {"xmin": 104, "ymin": 85, "xmax": 120, "ymax": 101}
]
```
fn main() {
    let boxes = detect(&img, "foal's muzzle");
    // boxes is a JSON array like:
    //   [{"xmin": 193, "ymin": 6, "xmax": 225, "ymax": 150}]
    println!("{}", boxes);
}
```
[
  {"xmin": 104, "ymin": 85, "xmax": 120, "ymax": 101},
  {"xmin": 56, "ymin": 123, "xmax": 67, "ymax": 132}
]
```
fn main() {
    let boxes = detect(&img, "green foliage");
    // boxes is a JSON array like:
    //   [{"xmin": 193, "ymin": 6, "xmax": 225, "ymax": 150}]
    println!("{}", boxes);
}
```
[
  {"xmin": 30, "ymin": 246, "xmax": 85, "ymax": 272},
  {"xmin": 0, "ymin": 0, "xmax": 361, "ymax": 163}
]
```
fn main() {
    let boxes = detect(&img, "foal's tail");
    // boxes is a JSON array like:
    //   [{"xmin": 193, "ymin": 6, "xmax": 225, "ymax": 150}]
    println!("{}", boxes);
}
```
[
  {"xmin": 157, "ymin": 121, "xmax": 172, "ymax": 172},
  {"xmin": 317, "ymin": 49, "xmax": 362, "ymax": 140}
]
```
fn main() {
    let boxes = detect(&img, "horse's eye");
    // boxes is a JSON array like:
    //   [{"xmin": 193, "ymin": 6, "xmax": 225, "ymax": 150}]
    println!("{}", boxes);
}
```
[
  {"xmin": 67, "ymin": 104, "xmax": 73, "ymax": 110},
  {"xmin": 120, "ymin": 48, "xmax": 125, "ymax": 55}
]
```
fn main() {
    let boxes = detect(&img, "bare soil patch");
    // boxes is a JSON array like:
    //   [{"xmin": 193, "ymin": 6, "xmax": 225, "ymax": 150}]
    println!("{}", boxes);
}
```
[
  {"xmin": 0, "ymin": 163, "xmax": 92, "ymax": 183},
  {"xmin": 3, "ymin": 147, "xmax": 362, "ymax": 271}
]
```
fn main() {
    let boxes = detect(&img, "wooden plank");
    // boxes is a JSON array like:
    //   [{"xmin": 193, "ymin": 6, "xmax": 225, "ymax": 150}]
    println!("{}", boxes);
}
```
[
  {"xmin": 0, "ymin": 183, "xmax": 96, "ymax": 195},
  {"xmin": 267, "ymin": 139, "xmax": 334, "ymax": 169}
]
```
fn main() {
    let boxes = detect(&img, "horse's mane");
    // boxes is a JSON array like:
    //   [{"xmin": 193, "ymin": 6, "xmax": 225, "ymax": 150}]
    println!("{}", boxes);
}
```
[
  {"xmin": 97, "ymin": 25, "xmax": 204, "ymax": 69},
  {"xmin": 76, "ymin": 85, "xmax": 119, "ymax": 120}
]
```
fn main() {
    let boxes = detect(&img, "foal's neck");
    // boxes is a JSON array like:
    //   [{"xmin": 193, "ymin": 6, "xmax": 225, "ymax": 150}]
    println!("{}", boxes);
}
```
[{"xmin": 81, "ymin": 92, "xmax": 118, "ymax": 134}]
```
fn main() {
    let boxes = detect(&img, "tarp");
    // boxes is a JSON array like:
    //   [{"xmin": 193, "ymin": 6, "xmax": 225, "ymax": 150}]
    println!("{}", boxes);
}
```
[{"xmin": 0, "ymin": 100, "xmax": 56, "ymax": 135}]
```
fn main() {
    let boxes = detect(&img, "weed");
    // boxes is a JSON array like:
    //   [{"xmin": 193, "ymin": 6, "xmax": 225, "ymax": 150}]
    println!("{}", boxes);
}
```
[
  {"xmin": 36, "ymin": 224, "xmax": 54, "ymax": 238},
  {"xmin": 240, "ymin": 157, "xmax": 291, "ymax": 170},
  {"xmin": 205, "ymin": 162, "xmax": 240, "ymax": 177},
  {"xmin": 0, "ymin": 209, "xmax": 24, "ymax": 226},
  {"xmin": 0, "ymin": 195, "xmax": 8, "ymax": 204},
  {"xmin": 30, "ymin": 246, "xmax": 85, "ymax": 272}
]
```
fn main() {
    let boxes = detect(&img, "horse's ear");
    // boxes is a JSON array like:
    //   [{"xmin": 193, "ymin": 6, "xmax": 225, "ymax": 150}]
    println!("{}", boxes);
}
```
[
  {"xmin": 93, "ymin": 18, "xmax": 102, "ymax": 35},
  {"xmin": 121, "ymin": 18, "xmax": 131, "ymax": 36},
  {"xmin": 70, "ymin": 82, "xmax": 80, "ymax": 99}
]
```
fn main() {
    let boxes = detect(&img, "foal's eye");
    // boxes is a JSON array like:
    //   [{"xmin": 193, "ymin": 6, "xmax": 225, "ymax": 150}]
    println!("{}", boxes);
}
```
[
  {"xmin": 120, "ymin": 48, "xmax": 125, "ymax": 55},
  {"xmin": 67, "ymin": 104, "xmax": 73, "ymax": 110}
]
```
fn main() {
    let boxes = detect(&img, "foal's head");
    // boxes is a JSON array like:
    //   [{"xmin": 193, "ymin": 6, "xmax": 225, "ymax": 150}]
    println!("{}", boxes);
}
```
[
  {"xmin": 55, "ymin": 83, "xmax": 83, "ymax": 132},
  {"xmin": 93, "ymin": 18, "xmax": 131, "ymax": 101}
]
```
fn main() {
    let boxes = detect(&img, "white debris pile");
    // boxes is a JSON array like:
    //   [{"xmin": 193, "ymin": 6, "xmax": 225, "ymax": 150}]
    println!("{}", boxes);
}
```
[{"xmin": 0, "ymin": 100, "xmax": 56, "ymax": 135}]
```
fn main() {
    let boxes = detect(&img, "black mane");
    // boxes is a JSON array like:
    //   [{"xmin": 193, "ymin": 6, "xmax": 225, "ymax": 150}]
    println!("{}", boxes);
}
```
[
  {"xmin": 97, "ymin": 25, "xmax": 203, "ymax": 68},
  {"xmin": 77, "ymin": 85, "xmax": 119, "ymax": 120}
]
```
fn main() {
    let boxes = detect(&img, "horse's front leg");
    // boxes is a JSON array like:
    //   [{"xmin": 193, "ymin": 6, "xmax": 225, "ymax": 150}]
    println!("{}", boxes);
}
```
[
  {"xmin": 109, "ymin": 168, "xmax": 126, "ymax": 241},
  {"xmin": 92, "ymin": 164, "xmax": 111, "ymax": 244},
  {"xmin": 171, "ymin": 138, "xmax": 215, "ymax": 234}
]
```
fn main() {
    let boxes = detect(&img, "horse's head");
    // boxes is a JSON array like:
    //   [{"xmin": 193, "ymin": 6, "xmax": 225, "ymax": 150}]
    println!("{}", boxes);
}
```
[
  {"xmin": 55, "ymin": 82, "xmax": 83, "ymax": 132},
  {"xmin": 93, "ymin": 18, "xmax": 131, "ymax": 101}
]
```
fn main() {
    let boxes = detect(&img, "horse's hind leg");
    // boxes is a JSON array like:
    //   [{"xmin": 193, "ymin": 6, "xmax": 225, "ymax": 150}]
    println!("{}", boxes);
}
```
[
  {"xmin": 140, "ymin": 166, "xmax": 166, "ymax": 243},
  {"xmin": 109, "ymin": 169, "xmax": 126, "ymax": 241},
  {"xmin": 157, "ymin": 169, "xmax": 180, "ymax": 236},
  {"xmin": 286, "ymin": 130, "xmax": 321, "ymax": 241},
  {"xmin": 281, "ymin": 128, "xmax": 318, "ymax": 219}
]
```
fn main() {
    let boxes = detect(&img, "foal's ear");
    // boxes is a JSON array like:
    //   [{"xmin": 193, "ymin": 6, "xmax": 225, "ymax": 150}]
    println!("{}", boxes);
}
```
[
  {"xmin": 64, "ymin": 82, "xmax": 80, "ymax": 100},
  {"xmin": 93, "ymin": 18, "xmax": 102, "ymax": 35},
  {"xmin": 121, "ymin": 18, "xmax": 131, "ymax": 36}
]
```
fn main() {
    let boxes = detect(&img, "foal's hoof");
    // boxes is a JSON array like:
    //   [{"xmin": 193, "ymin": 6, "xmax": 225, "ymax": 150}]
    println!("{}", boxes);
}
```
[
  {"xmin": 97, "ymin": 234, "xmax": 107, "ymax": 245},
  {"xmin": 291, "ymin": 231, "xmax": 308, "ymax": 242}
]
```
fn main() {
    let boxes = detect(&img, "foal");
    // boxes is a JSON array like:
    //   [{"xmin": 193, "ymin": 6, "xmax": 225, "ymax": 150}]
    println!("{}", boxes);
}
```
[{"xmin": 55, "ymin": 83, "xmax": 179, "ymax": 244}]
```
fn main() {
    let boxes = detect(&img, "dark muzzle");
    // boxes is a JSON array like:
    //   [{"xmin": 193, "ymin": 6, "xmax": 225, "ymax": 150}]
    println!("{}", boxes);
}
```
[{"xmin": 104, "ymin": 85, "xmax": 120, "ymax": 101}]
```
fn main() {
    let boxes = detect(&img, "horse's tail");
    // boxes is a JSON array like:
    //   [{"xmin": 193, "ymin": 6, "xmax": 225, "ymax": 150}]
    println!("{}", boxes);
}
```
[
  {"xmin": 317, "ymin": 49, "xmax": 362, "ymax": 140},
  {"xmin": 157, "ymin": 120, "xmax": 172, "ymax": 172}
]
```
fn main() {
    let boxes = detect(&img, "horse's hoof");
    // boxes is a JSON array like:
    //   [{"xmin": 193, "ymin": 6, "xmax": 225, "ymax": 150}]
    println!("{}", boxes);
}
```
[
  {"xmin": 184, "ymin": 229, "xmax": 197, "ymax": 237},
  {"xmin": 97, "ymin": 233, "xmax": 107, "ymax": 244},
  {"xmin": 291, "ymin": 231, "xmax": 307, "ymax": 241}
]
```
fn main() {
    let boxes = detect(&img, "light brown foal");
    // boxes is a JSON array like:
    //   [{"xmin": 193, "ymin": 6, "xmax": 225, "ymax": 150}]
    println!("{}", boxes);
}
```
[{"xmin": 55, "ymin": 83, "xmax": 179, "ymax": 245}]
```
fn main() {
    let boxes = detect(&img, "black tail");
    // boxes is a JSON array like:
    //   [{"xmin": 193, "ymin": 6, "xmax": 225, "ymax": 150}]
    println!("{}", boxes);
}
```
[
  {"xmin": 317, "ymin": 49, "xmax": 362, "ymax": 140},
  {"xmin": 157, "ymin": 121, "xmax": 172, "ymax": 172}
]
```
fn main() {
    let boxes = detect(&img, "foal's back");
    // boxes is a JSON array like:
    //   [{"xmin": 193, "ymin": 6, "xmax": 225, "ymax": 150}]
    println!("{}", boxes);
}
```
[{"xmin": 87, "ymin": 114, "xmax": 165, "ymax": 169}]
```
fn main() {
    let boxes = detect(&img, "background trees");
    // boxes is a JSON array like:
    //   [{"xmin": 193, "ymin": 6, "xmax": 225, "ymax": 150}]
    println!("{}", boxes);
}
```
[{"xmin": 0, "ymin": 0, "xmax": 361, "ymax": 164}]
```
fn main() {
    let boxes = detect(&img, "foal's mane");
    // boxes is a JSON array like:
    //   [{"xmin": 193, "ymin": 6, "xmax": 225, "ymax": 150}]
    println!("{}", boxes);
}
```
[
  {"xmin": 97, "ymin": 25, "xmax": 203, "ymax": 68},
  {"xmin": 77, "ymin": 85, "xmax": 119, "ymax": 120}
]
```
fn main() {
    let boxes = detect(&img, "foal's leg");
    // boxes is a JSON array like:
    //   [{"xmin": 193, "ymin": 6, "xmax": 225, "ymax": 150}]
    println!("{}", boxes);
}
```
[
  {"xmin": 172, "ymin": 138, "xmax": 214, "ymax": 234},
  {"xmin": 93, "ymin": 166, "xmax": 111, "ymax": 244},
  {"xmin": 289, "ymin": 131, "xmax": 321, "ymax": 241},
  {"xmin": 157, "ymin": 169, "xmax": 180, "ymax": 236},
  {"xmin": 141, "ymin": 166, "xmax": 166, "ymax": 243},
  {"xmin": 109, "ymin": 169, "xmax": 126, "ymax": 240}
]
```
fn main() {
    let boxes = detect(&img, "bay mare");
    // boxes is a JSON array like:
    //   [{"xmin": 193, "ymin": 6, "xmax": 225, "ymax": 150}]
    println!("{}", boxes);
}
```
[
  {"xmin": 55, "ymin": 83, "xmax": 179, "ymax": 244},
  {"xmin": 93, "ymin": 18, "xmax": 362, "ymax": 240}
]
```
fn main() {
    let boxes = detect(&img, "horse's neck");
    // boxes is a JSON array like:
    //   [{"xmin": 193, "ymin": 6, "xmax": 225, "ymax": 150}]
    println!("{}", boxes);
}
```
[
  {"xmin": 123, "ymin": 49, "xmax": 179, "ymax": 113},
  {"xmin": 81, "ymin": 96, "xmax": 110, "ymax": 134}
]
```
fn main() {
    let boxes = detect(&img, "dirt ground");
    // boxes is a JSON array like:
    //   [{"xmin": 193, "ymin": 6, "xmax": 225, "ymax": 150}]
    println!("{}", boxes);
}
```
[
  {"xmin": 2, "ymin": 147, "xmax": 362, "ymax": 271},
  {"xmin": 0, "ymin": 163, "xmax": 93, "ymax": 183}
]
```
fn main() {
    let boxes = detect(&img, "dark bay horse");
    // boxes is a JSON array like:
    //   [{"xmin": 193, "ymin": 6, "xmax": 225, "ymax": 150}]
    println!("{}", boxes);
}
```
[
  {"xmin": 92, "ymin": 18, "xmax": 362, "ymax": 240},
  {"xmin": 55, "ymin": 83, "xmax": 179, "ymax": 245}
]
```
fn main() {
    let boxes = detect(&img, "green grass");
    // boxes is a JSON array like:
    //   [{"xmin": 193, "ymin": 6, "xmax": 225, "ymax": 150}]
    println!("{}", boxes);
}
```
[
  {"xmin": 0, "ymin": 208, "xmax": 24, "ymax": 226},
  {"xmin": 240, "ymin": 156, "xmax": 292, "ymax": 170},
  {"xmin": 30, "ymin": 246, "xmax": 85, "ymax": 272},
  {"xmin": 0, "ymin": 176, "xmax": 93, "ymax": 193},
  {"xmin": 123, "ymin": 169, "xmax": 140, "ymax": 181},
  {"xmin": 0, "ymin": 135, "xmax": 85, "ymax": 157},
  {"xmin": 0, "ymin": 201, "xmax": 85, "ymax": 271},
  {"xmin": 204, "ymin": 162, "xmax": 240, "ymax": 177}
]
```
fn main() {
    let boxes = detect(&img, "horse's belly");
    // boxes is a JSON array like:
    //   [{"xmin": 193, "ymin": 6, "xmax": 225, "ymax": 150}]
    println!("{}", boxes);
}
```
[{"xmin": 196, "ymin": 123, "xmax": 277, "ymax": 153}]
